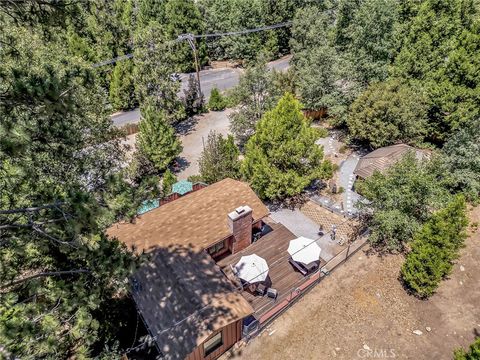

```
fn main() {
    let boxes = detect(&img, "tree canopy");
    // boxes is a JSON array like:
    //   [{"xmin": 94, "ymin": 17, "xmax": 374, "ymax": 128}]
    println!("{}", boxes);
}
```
[
  {"xmin": 242, "ymin": 93, "xmax": 332, "ymax": 200},
  {"xmin": 356, "ymin": 154, "xmax": 449, "ymax": 251},
  {"xmin": 391, "ymin": 0, "xmax": 480, "ymax": 142},
  {"xmin": 136, "ymin": 102, "xmax": 183, "ymax": 173},
  {"xmin": 229, "ymin": 58, "xmax": 283, "ymax": 145},
  {"xmin": 198, "ymin": 131, "xmax": 241, "ymax": 183},
  {"xmin": 347, "ymin": 80, "xmax": 428, "ymax": 149},
  {"xmin": 401, "ymin": 195, "xmax": 468, "ymax": 298},
  {"xmin": 0, "ymin": 5, "xmax": 154, "ymax": 357}
]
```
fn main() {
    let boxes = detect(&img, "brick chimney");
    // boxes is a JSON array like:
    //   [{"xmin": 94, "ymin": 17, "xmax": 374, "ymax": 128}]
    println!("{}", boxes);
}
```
[{"xmin": 228, "ymin": 206, "xmax": 253, "ymax": 254}]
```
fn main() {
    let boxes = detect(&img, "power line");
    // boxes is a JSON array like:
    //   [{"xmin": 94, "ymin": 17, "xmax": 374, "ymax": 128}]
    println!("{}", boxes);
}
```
[
  {"xmin": 191, "ymin": 21, "xmax": 292, "ymax": 39},
  {"xmin": 91, "ymin": 21, "xmax": 292, "ymax": 68},
  {"xmin": 92, "ymin": 53, "xmax": 133, "ymax": 68}
]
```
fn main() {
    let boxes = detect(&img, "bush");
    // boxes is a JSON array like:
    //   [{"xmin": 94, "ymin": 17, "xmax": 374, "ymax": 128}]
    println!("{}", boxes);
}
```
[
  {"xmin": 454, "ymin": 337, "xmax": 480, "ymax": 360},
  {"xmin": 208, "ymin": 87, "xmax": 227, "ymax": 111},
  {"xmin": 187, "ymin": 174, "xmax": 204, "ymax": 183}
]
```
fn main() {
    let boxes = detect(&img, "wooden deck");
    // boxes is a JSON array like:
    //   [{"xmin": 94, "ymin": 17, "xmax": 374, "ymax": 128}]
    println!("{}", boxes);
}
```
[{"xmin": 217, "ymin": 219, "xmax": 327, "ymax": 321}]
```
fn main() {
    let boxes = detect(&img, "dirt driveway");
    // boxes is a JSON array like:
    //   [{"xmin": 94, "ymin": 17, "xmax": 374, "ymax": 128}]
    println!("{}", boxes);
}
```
[
  {"xmin": 175, "ymin": 109, "xmax": 232, "ymax": 180},
  {"xmin": 228, "ymin": 207, "xmax": 480, "ymax": 360}
]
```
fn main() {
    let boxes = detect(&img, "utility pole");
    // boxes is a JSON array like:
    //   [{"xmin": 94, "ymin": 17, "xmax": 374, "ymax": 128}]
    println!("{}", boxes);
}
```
[{"xmin": 177, "ymin": 34, "xmax": 202, "ymax": 97}]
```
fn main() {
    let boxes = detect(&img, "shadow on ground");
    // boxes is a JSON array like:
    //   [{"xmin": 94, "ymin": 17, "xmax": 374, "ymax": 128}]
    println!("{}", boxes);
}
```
[{"xmin": 174, "ymin": 116, "xmax": 199, "ymax": 136}]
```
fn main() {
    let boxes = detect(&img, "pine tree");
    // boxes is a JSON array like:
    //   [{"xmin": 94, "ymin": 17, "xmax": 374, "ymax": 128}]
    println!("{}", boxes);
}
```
[
  {"xmin": 134, "ymin": 22, "xmax": 186, "ymax": 124},
  {"xmin": 229, "ymin": 57, "xmax": 281, "ymax": 145},
  {"xmin": 137, "ymin": 102, "xmax": 183, "ymax": 172},
  {"xmin": 401, "ymin": 195, "xmax": 468, "ymax": 298},
  {"xmin": 454, "ymin": 337, "xmax": 480, "ymax": 360},
  {"xmin": 242, "ymin": 93, "xmax": 333, "ymax": 200},
  {"xmin": 164, "ymin": 0, "xmax": 207, "ymax": 72},
  {"xmin": 109, "ymin": 58, "xmax": 137, "ymax": 110},
  {"xmin": 183, "ymin": 74, "xmax": 205, "ymax": 116},
  {"xmin": 198, "ymin": 131, "xmax": 240, "ymax": 183},
  {"xmin": 162, "ymin": 168, "xmax": 178, "ymax": 194},
  {"xmin": 0, "ymin": 10, "xmax": 155, "ymax": 357},
  {"xmin": 208, "ymin": 87, "xmax": 227, "ymax": 111}
]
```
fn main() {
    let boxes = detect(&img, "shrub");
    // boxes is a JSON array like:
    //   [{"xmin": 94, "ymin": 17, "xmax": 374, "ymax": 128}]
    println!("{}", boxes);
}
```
[
  {"xmin": 187, "ymin": 174, "xmax": 204, "ymax": 183},
  {"xmin": 208, "ymin": 87, "xmax": 227, "ymax": 111},
  {"xmin": 454, "ymin": 337, "xmax": 480, "ymax": 360}
]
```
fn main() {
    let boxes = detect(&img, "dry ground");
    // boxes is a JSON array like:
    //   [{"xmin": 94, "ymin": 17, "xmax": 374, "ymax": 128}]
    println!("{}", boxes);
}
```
[{"xmin": 227, "ymin": 207, "xmax": 480, "ymax": 360}]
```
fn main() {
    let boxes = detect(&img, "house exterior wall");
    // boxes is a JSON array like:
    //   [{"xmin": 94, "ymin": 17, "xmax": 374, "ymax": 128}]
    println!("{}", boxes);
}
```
[{"xmin": 185, "ymin": 320, "xmax": 243, "ymax": 360}]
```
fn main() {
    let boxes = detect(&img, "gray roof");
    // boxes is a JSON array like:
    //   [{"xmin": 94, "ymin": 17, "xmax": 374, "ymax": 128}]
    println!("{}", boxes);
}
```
[{"xmin": 354, "ymin": 144, "xmax": 428, "ymax": 179}]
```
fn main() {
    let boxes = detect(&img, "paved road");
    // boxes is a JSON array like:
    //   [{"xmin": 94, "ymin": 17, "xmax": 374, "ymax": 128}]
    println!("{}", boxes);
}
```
[{"xmin": 111, "ymin": 55, "xmax": 291, "ymax": 126}]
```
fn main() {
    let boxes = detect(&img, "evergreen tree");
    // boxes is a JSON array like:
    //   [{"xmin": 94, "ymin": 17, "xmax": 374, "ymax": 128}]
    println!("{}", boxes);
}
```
[
  {"xmin": 109, "ymin": 58, "xmax": 137, "ymax": 110},
  {"xmin": 183, "ymin": 74, "xmax": 205, "ymax": 116},
  {"xmin": 198, "ymin": 131, "xmax": 240, "ymax": 183},
  {"xmin": 391, "ymin": 0, "xmax": 480, "ymax": 142},
  {"xmin": 208, "ymin": 87, "xmax": 227, "ymax": 111},
  {"xmin": 0, "ymin": 9, "xmax": 154, "ymax": 357},
  {"xmin": 347, "ymin": 80, "xmax": 428, "ymax": 149},
  {"xmin": 137, "ymin": 102, "xmax": 183, "ymax": 172},
  {"xmin": 242, "ymin": 93, "xmax": 333, "ymax": 200},
  {"xmin": 442, "ymin": 121, "xmax": 480, "ymax": 201},
  {"xmin": 136, "ymin": 0, "xmax": 167, "ymax": 29},
  {"xmin": 291, "ymin": 5, "xmax": 359, "ymax": 122},
  {"xmin": 162, "ymin": 168, "xmax": 178, "ymax": 194},
  {"xmin": 454, "ymin": 337, "xmax": 480, "ymax": 360},
  {"xmin": 164, "ymin": 0, "xmax": 207, "ymax": 72},
  {"xmin": 229, "ymin": 57, "xmax": 281, "ymax": 145},
  {"xmin": 401, "ymin": 195, "xmax": 468, "ymax": 298},
  {"xmin": 134, "ymin": 22, "xmax": 186, "ymax": 124}
]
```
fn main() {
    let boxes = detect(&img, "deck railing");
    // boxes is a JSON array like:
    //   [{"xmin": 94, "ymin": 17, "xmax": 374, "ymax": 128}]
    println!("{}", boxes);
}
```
[{"xmin": 246, "ymin": 232, "xmax": 369, "ymax": 339}]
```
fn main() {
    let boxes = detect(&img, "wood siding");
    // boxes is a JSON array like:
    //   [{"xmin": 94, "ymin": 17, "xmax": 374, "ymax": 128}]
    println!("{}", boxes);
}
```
[{"xmin": 186, "ymin": 320, "xmax": 242, "ymax": 360}]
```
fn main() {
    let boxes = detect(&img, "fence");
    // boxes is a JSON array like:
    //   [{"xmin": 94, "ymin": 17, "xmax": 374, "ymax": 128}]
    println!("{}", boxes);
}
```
[
  {"xmin": 303, "ymin": 108, "xmax": 328, "ymax": 120},
  {"xmin": 250, "ymin": 233, "xmax": 369, "ymax": 333}
]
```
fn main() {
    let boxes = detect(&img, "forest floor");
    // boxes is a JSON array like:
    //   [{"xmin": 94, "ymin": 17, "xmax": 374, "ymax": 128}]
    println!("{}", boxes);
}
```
[{"xmin": 226, "ymin": 206, "xmax": 480, "ymax": 360}]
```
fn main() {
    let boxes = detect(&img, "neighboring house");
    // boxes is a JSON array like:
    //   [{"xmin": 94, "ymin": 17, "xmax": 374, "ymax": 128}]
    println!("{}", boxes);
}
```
[
  {"xmin": 108, "ymin": 178, "xmax": 270, "ymax": 359},
  {"xmin": 353, "ymin": 144, "xmax": 430, "ymax": 180}
]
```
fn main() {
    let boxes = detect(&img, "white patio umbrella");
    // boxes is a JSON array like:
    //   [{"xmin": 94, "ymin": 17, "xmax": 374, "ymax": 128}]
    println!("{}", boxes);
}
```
[
  {"xmin": 234, "ymin": 254, "xmax": 269, "ymax": 283},
  {"xmin": 288, "ymin": 237, "xmax": 322, "ymax": 265}
]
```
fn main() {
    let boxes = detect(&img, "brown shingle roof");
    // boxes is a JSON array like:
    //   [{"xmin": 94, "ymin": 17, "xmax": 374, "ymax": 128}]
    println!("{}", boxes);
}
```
[
  {"xmin": 107, "ymin": 178, "xmax": 269, "ymax": 252},
  {"xmin": 354, "ymin": 144, "xmax": 428, "ymax": 179},
  {"xmin": 133, "ymin": 245, "xmax": 253, "ymax": 359}
]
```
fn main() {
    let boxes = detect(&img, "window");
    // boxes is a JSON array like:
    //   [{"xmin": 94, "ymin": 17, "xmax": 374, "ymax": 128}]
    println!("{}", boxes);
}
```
[
  {"xmin": 207, "ymin": 241, "xmax": 225, "ymax": 255},
  {"xmin": 204, "ymin": 331, "xmax": 223, "ymax": 356}
]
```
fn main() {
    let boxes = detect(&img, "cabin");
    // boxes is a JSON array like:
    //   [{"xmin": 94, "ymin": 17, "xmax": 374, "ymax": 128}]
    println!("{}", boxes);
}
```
[
  {"xmin": 108, "ymin": 178, "xmax": 271, "ymax": 359},
  {"xmin": 353, "ymin": 144, "xmax": 430, "ymax": 180}
]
